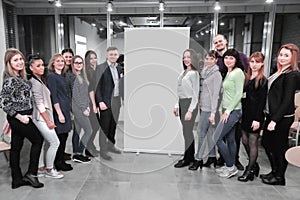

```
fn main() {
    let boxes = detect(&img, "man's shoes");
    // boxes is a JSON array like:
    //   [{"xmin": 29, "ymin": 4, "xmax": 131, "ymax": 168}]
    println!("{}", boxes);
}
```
[
  {"xmin": 64, "ymin": 152, "xmax": 72, "ymax": 161},
  {"xmin": 100, "ymin": 152, "xmax": 112, "ymax": 160},
  {"xmin": 262, "ymin": 176, "xmax": 286, "ymax": 186},
  {"xmin": 12, "ymin": 179, "xmax": 30, "ymax": 189},
  {"xmin": 22, "ymin": 173, "xmax": 44, "ymax": 188},
  {"xmin": 72, "ymin": 154, "xmax": 91, "ymax": 163},
  {"xmin": 108, "ymin": 146, "xmax": 122, "ymax": 154},
  {"xmin": 174, "ymin": 160, "xmax": 190, "ymax": 168},
  {"xmin": 235, "ymin": 159, "xmax": 244, "ymax": 171}
]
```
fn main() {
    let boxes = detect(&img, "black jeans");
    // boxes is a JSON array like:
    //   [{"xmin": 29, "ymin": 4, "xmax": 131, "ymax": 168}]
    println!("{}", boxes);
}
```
[
  {"xmin": 262, "ymin": 114, "xmax": 294, "ymax": 178},
  {"xmin": 179, "ymin": 98, "xmax": 198, "ymax": 163},
  {"xmin": 55, "ymin": 132, "xmax": 69, "ymax": 165},
  {"xmin": 99, "ymin": 97, "xmax": 121, "ymax": 152},
  {"xmin": 7, "ymin": 115, "xmax": 43, "ymax": 182}
]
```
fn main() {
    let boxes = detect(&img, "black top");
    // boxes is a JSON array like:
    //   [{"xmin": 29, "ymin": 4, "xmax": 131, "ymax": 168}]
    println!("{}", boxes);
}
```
[
  {"xmin": 241, "ymin": 77, "xmax": 268, "ymax": 133},
  {"xmin": 47, "ymin": 72, "xmax": 72, "ymax": 134}
]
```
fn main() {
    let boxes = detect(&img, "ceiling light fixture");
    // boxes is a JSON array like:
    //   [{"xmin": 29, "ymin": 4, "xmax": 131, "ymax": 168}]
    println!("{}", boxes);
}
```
[
  {"xmin": 107, "ymin": 1, "xmax": 113, "ymax": 12},
  {"xmin": 55, "ymin": 0, "xmax": 62, "ymax": 7},
  {"xmin": 214, "ymin": 0, "xmax": 221, "ymax": 11},
  {"xmin": 266, "ymin": 0, "xmax": 274, "ymax": 3},
  {"xmin": 159, "ymin": 1, "xmax": 165, "ymax": 12}
]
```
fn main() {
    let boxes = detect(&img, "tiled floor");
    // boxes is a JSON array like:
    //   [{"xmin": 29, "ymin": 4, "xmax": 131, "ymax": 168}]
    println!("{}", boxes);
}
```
[{"xmin": 1, "ymin": 124, "xmax": 300, "ymax": 200}]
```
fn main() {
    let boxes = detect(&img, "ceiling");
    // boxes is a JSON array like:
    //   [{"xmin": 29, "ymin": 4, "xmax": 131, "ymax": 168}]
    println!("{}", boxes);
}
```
[{"xmin": 7, "ymin": 0, "xmax": 300, "ymax": 39}]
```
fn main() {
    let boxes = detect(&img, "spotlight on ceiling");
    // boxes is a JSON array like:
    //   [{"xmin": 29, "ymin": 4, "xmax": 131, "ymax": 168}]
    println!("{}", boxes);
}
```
[
  {"xmin": 159, "ymin": 1, "xmax": 165, "ymax": 12},
  {"xmin": 214, "ymin": 0, "xmax": 221, "ymax": 11},
  {"xmin": 107, "ymin": 1, "xmax": 113, "ymax": 12},
  {"xmin": 55, "ymin": 0, "xmax": 62, "ymax": 7}
]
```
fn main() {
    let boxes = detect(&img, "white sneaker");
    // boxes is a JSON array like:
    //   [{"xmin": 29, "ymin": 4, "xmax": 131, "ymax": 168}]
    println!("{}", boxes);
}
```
[
  {"xmin": 45, "ymin": 169, "xmax": 64, "ymax": 179},
  {"xmin": 37, "ymin": 170, "xmax": 45, "ymax": 178},
  {"xmin": 215, "ymin": 166, "xmax": 227, "ymax": 174},
  {"xmin": 219, "ymin": 166, "xmax": 238, "ymax": 178}
]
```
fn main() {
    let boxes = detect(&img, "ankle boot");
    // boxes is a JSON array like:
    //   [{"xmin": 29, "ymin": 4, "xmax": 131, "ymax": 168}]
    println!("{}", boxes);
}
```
[
  {"xmin": 22, "ymin": 173, "xmax": 44, "ymax": 188},
  {"xmin": 188, "ymin": 160, "xmax": 203, "ymax": 171},
  {"xmin": 253, "ymin": 162, "xmax": 260, "ymax": 177},
  {"xmin": 237, "ymin": 168, "xmax": 254, "ymax": 182},
  {"xmin": 203, "ymin": 157, "xmax": 217, "ymax": 168}
]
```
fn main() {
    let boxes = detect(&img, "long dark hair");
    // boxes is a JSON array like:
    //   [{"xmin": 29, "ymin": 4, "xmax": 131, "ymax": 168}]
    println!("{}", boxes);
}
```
[{"xmin": 182, "ymin": 49, "xmax": 199, "ymax": 71}]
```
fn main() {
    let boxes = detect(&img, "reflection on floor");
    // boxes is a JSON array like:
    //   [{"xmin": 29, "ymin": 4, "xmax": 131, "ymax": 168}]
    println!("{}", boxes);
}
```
[{"xmin": 0, "ymin": 126, "xmax": 300, "ymax": 200}]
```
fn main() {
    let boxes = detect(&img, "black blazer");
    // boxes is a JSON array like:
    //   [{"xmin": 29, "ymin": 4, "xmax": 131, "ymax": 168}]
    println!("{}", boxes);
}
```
[
  {"xmin": 268, "ymin": 71, "xmax": 300, "ymax": 123},
  {"xmin": 95, "ymin": 61, "xmax": 121, "ymax": 108}
]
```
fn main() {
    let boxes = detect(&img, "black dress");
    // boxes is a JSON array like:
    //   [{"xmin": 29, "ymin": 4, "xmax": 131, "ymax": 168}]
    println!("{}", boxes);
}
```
[
  {"xmin": 241, "ymin": 77, "xmax": 268, "ymax": 133},
  {"xmin": 46, "ymin": 72, "xmax": 72, "ymax": 134}
]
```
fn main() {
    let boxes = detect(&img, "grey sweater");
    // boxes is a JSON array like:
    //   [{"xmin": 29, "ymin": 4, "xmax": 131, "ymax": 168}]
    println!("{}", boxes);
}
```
[{"xmin": 199, "ymin": 65, "xmax": 222, "ymax": 116}]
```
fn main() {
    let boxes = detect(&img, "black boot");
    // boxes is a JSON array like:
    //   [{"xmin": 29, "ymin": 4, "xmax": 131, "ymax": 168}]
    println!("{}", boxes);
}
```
[
  {"xmin": 260, "ymin": 151, "xmax": 276, "ymax": 179},
  {"xmin": 253, "ymin": 162, "xmax": 260, "ymax": 177},
  {"xmin": 22, "ymin": 173, "xmax": 44, "ymax": 188},
  {"xmin": 188, "ymin": 160, "xmax": 203, "ymax": 171},
  {"xmin": 203, "ymin": 157, "xmax": 217, "ymax": 168},
  {"xmin": 237, "ymin": 168, "xmax": 255, "ymax": 182}
]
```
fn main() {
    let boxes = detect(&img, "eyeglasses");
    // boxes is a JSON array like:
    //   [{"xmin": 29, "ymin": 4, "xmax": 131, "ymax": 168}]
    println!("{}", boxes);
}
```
[{"xmin": 74, "ymin": 62, "xmax": 83, "ymax": 65}]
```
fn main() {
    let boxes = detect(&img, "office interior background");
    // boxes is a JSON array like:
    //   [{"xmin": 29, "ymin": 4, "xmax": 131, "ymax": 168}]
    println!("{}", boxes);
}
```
[{"xmin": 1, "ymin": 1, "xmax": 300, "ymax": 200}]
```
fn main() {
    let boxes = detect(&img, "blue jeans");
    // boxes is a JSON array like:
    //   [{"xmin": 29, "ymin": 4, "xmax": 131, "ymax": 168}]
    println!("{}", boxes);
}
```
[
  {"xmin": 214, "ymin": 110, "xmax": 242, "ymax": 167},
  {"xmin": 196, "ymin": 111, "xmax": 216, "ymax": 160}
]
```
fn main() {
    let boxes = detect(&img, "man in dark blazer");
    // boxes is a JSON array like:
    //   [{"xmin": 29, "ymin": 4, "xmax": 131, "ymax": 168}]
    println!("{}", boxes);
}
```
[{"xmin": 95, "ymin": 46, "xmax": 122, "ymax": 160}]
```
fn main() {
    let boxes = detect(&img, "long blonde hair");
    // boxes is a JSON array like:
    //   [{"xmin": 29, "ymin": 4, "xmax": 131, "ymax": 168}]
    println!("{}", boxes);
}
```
[
  {"xmin": 276, "ymin": 43, "xmax": 300, "ymax": 73},
  {"xmin": 3, "ymin": 48, "xmax": 27, "ymax": 80},
  {"xmin": 47, "ymin": 54, "xmax": 67, "ymax": 74}
]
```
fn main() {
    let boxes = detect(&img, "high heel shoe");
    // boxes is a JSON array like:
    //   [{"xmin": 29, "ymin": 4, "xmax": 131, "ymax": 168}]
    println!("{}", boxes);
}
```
[
  {"xmin": 22, "ymin": 173, "xmax": 44, "ymax": 188},
  {"xmin": 203, "ymin": 157, "xmax": 217, "ymax": 168},
  {"xmin": 188, "ymin": 160, "xmax": 203, "ymax": 170},
  {"xmin": 237, "ymin": 168, "xmax": 254, "ymax": 182}
]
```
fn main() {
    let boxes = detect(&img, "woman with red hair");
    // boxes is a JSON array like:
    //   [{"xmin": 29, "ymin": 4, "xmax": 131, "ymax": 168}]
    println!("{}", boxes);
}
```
[
  {"xmin": 261, "ymin": 43, "xmax": 300, "ymax": 185},
  {"xmin": 238, "ymin": 52, "xmax": 267, "ymax": 182}
]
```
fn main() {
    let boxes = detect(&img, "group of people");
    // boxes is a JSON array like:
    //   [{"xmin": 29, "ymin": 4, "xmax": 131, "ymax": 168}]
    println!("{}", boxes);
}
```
[
  {"xmin": 174, "ymin": 34, "xmax": 300, "ymax": 186},
  {"xmin": 0, "ymin": 47, "xmax": 123, "ymax": 189},
  {"xmin": 1, "ymin": 33, "xmax": 299, "ymax": 190}
]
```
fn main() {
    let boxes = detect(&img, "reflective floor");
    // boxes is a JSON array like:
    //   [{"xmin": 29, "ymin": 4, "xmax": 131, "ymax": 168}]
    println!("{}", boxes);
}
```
[{"xmin": 1, "ymin": 126, "xmax": 300, "ymax": 200}]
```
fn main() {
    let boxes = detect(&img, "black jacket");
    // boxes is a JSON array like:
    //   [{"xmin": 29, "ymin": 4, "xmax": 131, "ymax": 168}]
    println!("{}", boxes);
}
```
[
  {"xmin": 95, "ymin": 61, "xmax": 121, "ymax": 108},
  {"xmin": 268, "ymin": 70, "xmax": 300, "ymax": 123}
]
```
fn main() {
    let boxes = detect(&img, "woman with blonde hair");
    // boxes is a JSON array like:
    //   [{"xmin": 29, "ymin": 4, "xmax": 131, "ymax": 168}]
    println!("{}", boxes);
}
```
[
  {"xmin": 261, "ymin": 43, "xmax": 300, "ymax": 185},
  {"xmin": 47, "ymin": 54, "xmax": 73, "ymax": 171},
  {"xmin": 0, "ymin": 49, "xmax": 44, "ymax": 189}
]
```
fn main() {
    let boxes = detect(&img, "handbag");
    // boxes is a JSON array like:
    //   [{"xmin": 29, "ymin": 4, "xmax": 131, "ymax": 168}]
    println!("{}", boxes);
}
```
[{"xmin": 1, "ymin": 120, "xmax": 11, "ymax": 144}]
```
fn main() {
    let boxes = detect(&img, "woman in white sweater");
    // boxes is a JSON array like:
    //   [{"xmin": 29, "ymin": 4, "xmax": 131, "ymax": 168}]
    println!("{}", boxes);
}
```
[{"xmin": 173, "ymin": 49, "xmax": 200, "ymax": 168}]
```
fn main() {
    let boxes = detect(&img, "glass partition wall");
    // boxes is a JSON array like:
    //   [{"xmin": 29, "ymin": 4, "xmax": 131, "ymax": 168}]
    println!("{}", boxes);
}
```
[{"xmin": 6, "ymin": 1, "xmax": 300, "ymax": 75}]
